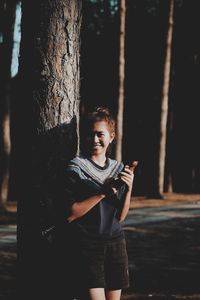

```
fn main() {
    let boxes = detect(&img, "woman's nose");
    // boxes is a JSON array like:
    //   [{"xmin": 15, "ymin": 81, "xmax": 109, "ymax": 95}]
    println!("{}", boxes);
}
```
[{"xmin": 94, "ymin": 134, "xmax": 99, "ymax": 142}]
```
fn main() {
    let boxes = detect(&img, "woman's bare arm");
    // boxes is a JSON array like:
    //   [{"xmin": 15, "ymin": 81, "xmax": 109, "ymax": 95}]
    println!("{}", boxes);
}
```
[
  {"xmin": 117, "ymin": 166, "xmax": 134, "ymax": 222},
  {"xmin": 118, "ymin": 189, "xmax": 132, "ymax": 222},
  {"xmin": 67, "ymin": 193, "xmax": 105, "ymax": 223}
]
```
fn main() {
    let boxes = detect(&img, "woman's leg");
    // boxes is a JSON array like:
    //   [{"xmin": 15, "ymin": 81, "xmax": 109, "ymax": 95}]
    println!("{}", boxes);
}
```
[
  {"xmin": 88, "ymin": 288, "xmax": 106, "ymax": 300},
  {"xmin": 105, "ymin": 289, "xmax": 121, "ymax": 300}
]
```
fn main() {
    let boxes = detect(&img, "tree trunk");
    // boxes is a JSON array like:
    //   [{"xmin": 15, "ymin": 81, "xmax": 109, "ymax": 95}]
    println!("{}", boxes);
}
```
[
  {"xmin": 18, "ymin": 0, "xmax": 82, "ymax": 214},
  {"xmin": 158, "ymin": 0, "xmax": 174, "ymax": 195},
  {"xmin": 115, "ymin": 0, "xmax": 126, "ymax": 162},
  {"xmin": 0, "ymin": 0, "xmax": 16, "ymax": 210},
  {"xmin": 17, "ymin": 0, "xmax": 82, "ymax": 297}
]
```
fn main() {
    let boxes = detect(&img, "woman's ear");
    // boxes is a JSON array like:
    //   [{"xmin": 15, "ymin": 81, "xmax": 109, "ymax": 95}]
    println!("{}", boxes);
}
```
[{"xmin": 110, "ymin": 132, "xmax": 115, "ymax": 143}]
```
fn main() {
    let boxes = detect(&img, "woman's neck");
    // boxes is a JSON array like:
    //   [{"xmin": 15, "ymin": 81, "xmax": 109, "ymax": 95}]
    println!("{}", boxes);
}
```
[{"xmin": 90, "ymin": 155, "xmax": 107, "ymax": 167}]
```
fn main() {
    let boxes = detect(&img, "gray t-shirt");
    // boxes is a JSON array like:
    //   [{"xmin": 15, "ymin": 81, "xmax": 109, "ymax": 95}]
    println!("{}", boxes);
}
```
[{"xmin": 63, "ymin": 156, "xmax": 126, "ymax": 240}]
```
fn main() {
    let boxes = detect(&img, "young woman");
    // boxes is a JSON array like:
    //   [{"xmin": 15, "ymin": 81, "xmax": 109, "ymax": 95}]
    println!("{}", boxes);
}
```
[{"xmin": 62, "ymin": 107, "xmax": 134, "ymax": 300}]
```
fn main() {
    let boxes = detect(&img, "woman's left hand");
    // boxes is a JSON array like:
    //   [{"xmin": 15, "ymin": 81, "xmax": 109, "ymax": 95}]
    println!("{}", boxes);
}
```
[{"xmin": 120, "ymin": 166, "xmax": 134, "ymax": 192}]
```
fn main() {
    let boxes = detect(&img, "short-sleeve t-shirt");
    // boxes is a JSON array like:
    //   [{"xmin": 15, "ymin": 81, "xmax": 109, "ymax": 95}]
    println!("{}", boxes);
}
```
[{"xmin": 62, "ymin": 156, "xmax": 126, "ymax": 240}]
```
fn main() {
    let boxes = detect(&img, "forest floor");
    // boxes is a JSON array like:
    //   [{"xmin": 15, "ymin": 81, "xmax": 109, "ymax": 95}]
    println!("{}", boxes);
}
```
[
  {"xmin": 0, "ymin": 193, "xmax": 200, "ymax": 299},
  {"xmin": 122, "ymin": 193, "xmax": 200, "ymax": 300}
]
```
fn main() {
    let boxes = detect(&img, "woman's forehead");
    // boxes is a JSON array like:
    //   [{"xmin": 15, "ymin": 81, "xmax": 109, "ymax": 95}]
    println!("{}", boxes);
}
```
[{"xmin": 90, "ymin": 120, "xmax": 109, "ymax": 131}]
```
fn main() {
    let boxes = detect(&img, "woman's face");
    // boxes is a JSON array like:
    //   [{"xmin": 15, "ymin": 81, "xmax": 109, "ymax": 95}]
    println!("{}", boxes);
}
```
[{"xmin": 86, "ymin": 120, "xmax": 115, "ymax": 157}]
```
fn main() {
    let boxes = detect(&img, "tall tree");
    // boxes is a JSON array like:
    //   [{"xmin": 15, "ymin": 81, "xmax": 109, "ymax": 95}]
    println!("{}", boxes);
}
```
[
  {"xmin": 0, "ymin": 0, "xmax": 16, "ymax": 211},
  {"xmin": 17, "ymin": 0, "xmax": 82, "ymax": 297},
  {"xmin": 158, "ymin": 0, "xmax": 174, "ymax": 195},
  {"xmin": 115, "ymin": 0, "xmax": 126, "ymax": 161}
]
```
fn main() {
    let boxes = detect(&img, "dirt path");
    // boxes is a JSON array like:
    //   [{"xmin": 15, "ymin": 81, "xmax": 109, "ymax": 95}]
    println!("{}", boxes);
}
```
[
  {"xmin": 130, "ymin": 193, "xmax": 200, "ymax": 209},
  {"xmin": 0, "ymin": 225, "xmax": 16, "ymax": 299}
]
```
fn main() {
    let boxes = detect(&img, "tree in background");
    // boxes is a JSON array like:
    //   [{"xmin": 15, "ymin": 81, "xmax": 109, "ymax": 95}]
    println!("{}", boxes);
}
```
[
  {"xmin": 0, "ymin": 0, "xmax": 16, "ymax": 211},
  {"xmin": 115, "ymin": 0, "xmax": 126, "ymax": 162},
  {"xmin": 158, "ymin": 0, "xmax": 174, "ymax": 196}
]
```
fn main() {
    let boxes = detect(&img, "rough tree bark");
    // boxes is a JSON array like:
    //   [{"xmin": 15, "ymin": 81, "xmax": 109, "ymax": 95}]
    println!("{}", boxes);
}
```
[
  {"xmin": 17, "ymin": 0, "xmax": 82, "ymax": 297},
  {"xmin": 32, "ymin": 2, "xmax": 81, "ymax": 134},
  {"xmin": 158, "ymin": 0, "xmax": 174, "ymax": 195},
  {"xmin": 115, "ymin": 0, "xmax": 126, "ymax": 162},
  {"xmin": 18, "ymin": 0, "xmax": 82, "ymax": 220}
]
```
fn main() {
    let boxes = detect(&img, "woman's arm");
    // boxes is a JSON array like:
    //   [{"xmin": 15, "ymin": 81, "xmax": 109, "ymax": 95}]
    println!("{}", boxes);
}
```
[
  {"xmin": 67, "ymin": 193, "xmax": 105, "ymax": 223},
  {"xmin": 117, "ymin": 166, "xmax": 134, "ymax": 222},
  {"xmin": 118, "ymin": 189, "xmax": 132, "ymax": 222}
]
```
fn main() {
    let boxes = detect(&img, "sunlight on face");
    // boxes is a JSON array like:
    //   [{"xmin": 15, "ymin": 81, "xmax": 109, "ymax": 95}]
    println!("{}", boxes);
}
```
[{"xmin": 87, "ymin": 121, "xmax": 115, "ymax": 157}]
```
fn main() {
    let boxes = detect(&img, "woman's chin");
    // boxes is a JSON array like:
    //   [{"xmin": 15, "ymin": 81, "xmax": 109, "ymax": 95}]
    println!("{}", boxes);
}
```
[{"xmin": 91, "ymin": 147, "xmax": 104, "ymax": 155}]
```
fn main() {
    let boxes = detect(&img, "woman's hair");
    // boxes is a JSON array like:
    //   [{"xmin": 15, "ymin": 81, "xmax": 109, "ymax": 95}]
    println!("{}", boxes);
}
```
[{"xmin": 80, "ymin": 106, "xmax": 116, "ymax": 156}]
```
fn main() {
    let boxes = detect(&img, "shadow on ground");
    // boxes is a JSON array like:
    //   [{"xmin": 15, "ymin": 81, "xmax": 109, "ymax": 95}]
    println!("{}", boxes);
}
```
[{"xmin": 122, "ymin": 217, "xmax": 200, "ymax": 299}]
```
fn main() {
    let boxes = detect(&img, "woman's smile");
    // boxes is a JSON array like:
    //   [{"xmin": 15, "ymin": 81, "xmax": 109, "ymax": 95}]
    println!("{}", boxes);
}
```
[{"xmin": 93, "ymin": 143, "xmax": 102, "ymax": 148}]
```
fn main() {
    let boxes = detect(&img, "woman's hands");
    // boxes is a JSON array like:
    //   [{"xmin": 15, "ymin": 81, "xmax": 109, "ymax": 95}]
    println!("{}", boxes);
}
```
[{"xmin": 120, "ymin": 165, "xmax": 134, "ymax": 192}]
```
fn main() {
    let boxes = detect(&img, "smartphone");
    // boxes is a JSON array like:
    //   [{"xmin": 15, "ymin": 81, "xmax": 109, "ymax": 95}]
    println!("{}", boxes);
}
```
[{"xmin": 112, "ymin": 160, "xmax": 139, "ymax": 189}]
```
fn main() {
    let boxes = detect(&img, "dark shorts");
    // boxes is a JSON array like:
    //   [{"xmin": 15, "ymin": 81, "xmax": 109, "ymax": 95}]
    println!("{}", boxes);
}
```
[{"xmin": 78, "ymin": 235, "xmax": 129, "ymax": 291}]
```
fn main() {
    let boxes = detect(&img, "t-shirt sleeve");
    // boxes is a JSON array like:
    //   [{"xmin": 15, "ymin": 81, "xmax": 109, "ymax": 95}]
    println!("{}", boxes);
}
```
[{"xmin": 60, "ymin": 167, "xmax": 81, "ymax": 217}]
